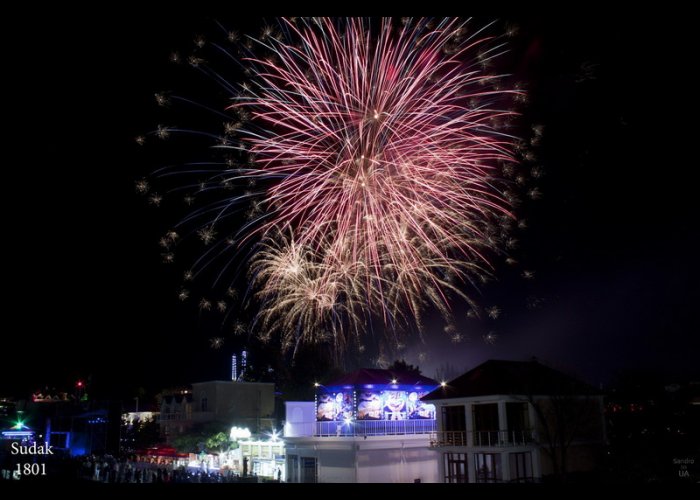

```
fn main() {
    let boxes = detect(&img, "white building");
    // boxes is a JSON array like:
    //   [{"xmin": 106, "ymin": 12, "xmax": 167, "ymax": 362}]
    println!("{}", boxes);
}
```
[
  {"xmin": 422, "ymin": 360, "xmax": 606, "ymax": 483},
  {"xmin": 283, "ymin": 369, "xmax": 440, "ymax": 483},
  {"xmin": 238, "ymin": 436, "xmax": 286, "ymax": 480}
]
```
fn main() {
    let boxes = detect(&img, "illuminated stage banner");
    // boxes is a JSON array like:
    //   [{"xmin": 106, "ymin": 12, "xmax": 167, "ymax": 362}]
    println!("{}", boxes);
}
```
[
  {"xmin": 316, "ymin": 392, "xmax": 353, "ymax": 421},
  {"xmin": 315, "ymin": 388, "xmax": 437, "ymax": 421},
  {"xmin": 357, "ymin": 390, "xmax": 435, "ymax": 421}
]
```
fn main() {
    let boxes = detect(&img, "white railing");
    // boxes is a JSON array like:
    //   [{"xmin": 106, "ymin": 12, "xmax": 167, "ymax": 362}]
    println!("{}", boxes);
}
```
[
  {"xmin": 429, "ymin": 430, "xmax": 467, "ymax": 447},
  {"xmin": 314, "ymin": 419, "xmax": 436, "ymax": 437},
  {"xmin": 430, "ymin": 429, "xmax": 535, "ymax": 447}
]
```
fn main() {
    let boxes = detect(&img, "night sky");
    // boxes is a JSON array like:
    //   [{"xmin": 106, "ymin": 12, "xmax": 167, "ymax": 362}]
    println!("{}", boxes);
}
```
[{"xmin": 4, "ymin": 9, "xmax": 698, "ymax": 402}]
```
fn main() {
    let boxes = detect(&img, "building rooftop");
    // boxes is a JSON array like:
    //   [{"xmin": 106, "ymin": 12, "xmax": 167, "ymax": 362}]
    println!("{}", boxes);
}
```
[
  {"xmin": 423, "ymin": 359, "xmax": 599, "ymax": 400},
  {"xmin": 162, "ymin": 394, "xmax": 192, "ymax": 404},
  {"xmin": 325, "ymin": 368, "xmax": 438, "ymax": 388},
  {"xmin": 191, "ymin": 380, "xmax": 274, "ymax": 386}
]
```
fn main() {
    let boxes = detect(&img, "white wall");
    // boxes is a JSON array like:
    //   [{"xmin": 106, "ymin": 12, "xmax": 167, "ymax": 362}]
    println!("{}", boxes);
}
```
[
  {"xmin": 286, "ymin": 435, "xmax": 439, "ymax": 483},
  {"xmin": 357, "ymin": 447, "xmax": 439, "ymax": 483},
  {"xmin": 318, "ymin": 449, "xmax": 356, "ymax": 482},
  {"xmin": 284, "ymin": 401, "xmax": 315, "ymax": 437}
]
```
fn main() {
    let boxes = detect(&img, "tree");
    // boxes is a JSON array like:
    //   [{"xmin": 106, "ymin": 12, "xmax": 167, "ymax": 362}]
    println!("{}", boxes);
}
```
[
  {"xmin": 434, "ymin": 361, "xmax": 458, "ymax": 383},
  {"xmin": 136, "ymin": 417, "xmax": 161, "ymax": 448},
  {"xmin": 171, "ymin": 433, "xmax": 205, "ymax": 454},
  {"xmin": 529, "ymin": 393, "xmax": 601, "ymax": 482},
  {"xmin": 388, "ymin": 359, "xmax": 421, "ymax": 376},
  {"xmin": 170, "ymin": 422, "xmax": 229, "ymax": 454},
  {"xmin": 517, "ymin": 362, "xmax": 604, "ymax": 483},
  {"xmin": 205, "ymin": 432, "xmax": 234, "ymax": 455},
  {"xmin": 120, "ymin": 415, "xmax": 162, "ymax": 453}
]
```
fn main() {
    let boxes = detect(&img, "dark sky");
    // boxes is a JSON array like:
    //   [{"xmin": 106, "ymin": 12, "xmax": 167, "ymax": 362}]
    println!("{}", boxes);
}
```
[{"xmin": 3, "ymin": 10, "xmax": 698, "ymax": 402}]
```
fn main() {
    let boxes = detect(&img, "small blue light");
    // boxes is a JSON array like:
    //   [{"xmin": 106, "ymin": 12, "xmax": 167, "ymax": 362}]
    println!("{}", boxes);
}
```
[{"xmin": 2, "ymin": 430, "xmax": 33, "ymax": 438}]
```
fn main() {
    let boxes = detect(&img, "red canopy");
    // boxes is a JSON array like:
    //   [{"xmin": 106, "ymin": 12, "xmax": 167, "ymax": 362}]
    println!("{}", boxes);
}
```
[{"xmin": 136, "ymin": 445, "xmax": 189, "ymax": 458}]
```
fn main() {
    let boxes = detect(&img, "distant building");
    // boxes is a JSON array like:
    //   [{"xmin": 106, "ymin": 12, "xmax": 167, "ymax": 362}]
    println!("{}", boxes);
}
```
[
  {"xmin": 159, "ymin": 390, "xmax": 193, "ymax": 439},
  {"xmin": 238, "ymin": 435, "xmax": 286, "ymax": 479},
  {"xmin": 284, "ymin": 368, "xmax": 440, "ymax": 483},
  {"xmin": 160, "ymin": 380, "xmax": 275, "ymax": 441},
  {"xmin": 4, "ymin": 391, "xmax": 121, "ymax": 457},
  {"xmin": 423, "ymin": 360, "xmax": 606, "ymax": 483}
]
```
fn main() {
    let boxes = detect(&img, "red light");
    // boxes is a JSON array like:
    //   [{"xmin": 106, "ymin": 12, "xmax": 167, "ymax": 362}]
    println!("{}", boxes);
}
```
[{"xmin": 77, "ymin": 381, "xmax": 83, "ymax": 387}]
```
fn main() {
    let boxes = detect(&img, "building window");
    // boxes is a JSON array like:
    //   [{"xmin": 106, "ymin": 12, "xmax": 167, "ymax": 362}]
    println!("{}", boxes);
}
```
[
  {"xmin": 441, "ymin": 405, "xmax": 466, "ymax": 445},
  {"xmin": 301, "ymin": 457, "xmax": 317, "ymax": 483},
  {"xmin": 443, "ymin": 452, "xmax": 468, "ymax": 483},
  {"xmin": 201, "ymin": 396, "xmax": 208, "ymax": 412},
  {"xmin": 474, "ymin": 453, "xmax": 501, "ymax": 483},
  {"xmin": 506, "ymin": 402, "xmax": 531, "ymax": 443},
  {"xmin": 509, "ymin": 452, "xmax": 533, "ymax": 483},
  {"xmin": 472, "ymin": 404, "xmax": 499, "ymax": 446}
]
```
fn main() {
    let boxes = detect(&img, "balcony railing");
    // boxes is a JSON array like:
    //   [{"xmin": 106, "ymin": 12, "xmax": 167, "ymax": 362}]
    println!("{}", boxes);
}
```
[
  {"xmin": 430, "ymin": 430, "xmax": 468, "ymax": 446},
  {"xmin": 314, "ymin": 419, "xmax": 436, "ymax": 437},
  {"xmin": 430, "ymin": 429, "xmax": 535, "ymax": 447}
]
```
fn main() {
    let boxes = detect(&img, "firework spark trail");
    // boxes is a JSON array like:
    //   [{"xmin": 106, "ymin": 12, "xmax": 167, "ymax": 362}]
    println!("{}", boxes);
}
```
[
  {"xmin": 146, "ymin": 17, "xmax": 523, "ymax": 357},
  {"xmin": 231, "ymin": 18, "xmax": 520, "ymax": 345}
]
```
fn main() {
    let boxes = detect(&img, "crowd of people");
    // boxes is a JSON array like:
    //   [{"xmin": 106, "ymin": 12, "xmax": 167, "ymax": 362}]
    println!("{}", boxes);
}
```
[
  {"xmin": 0, "ymin": 453, "xmax": 271, "ymax": 483},
  {"xmin": 75, "ymin": 455, "xmax": 264, "ymax": 483}
]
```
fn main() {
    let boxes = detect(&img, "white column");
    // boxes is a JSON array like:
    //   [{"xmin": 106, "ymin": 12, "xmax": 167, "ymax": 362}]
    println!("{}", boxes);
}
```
[
  {"xmin": 501, "ymin": 451, "xmax": 510, "ymax": 482},
  {"xmin": 466, "ymin": 451, "xmax": 474, "ymax": 483},
  {"xmin": 355, "ymin": 443, "xmax": 359, "ymax": 484},
  {"xmin": 532, "ymin": 446, "xmax": 542, "ymax": 480},
  {"xmin": 439, "ymin": 451, "xmax": 446, "ymax": 483},
  {"xmin": 527, "ymin": 400, "xmax": 538, "ymax": 441},
  {"xmin": 497, "ymin": 401, "xmax": 507, "ymax": 432},
  {"xmin": 465, "ymin": 403, "xmax": 473, "ymax": 447},
  {"xmin": 498, "ymin": 401, "xmax": 510, "ymax": 481},
  {"xmin": 497, "ymin": 400, "xmax": 508, "ymax": 445},
  {"xmin": 465, "ymin": 402, "xmax": 475, "ymax": 483}
]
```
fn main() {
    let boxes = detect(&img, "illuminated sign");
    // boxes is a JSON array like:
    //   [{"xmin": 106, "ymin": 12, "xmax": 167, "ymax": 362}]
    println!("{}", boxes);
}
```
[
  {"xmin": 316, "ymin": 392, "xmax": 352, "ymax": 421},
  {"xmin": 317, "ymin": 388, "xmax": 436, "ymax": 421},
  {"xmin": 357, "ymin": 390, "xmax": 435, "ymax": 420},
  {"xmin": 230, "ymin": 426, "xmax": 252, "ymax": 441}
]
